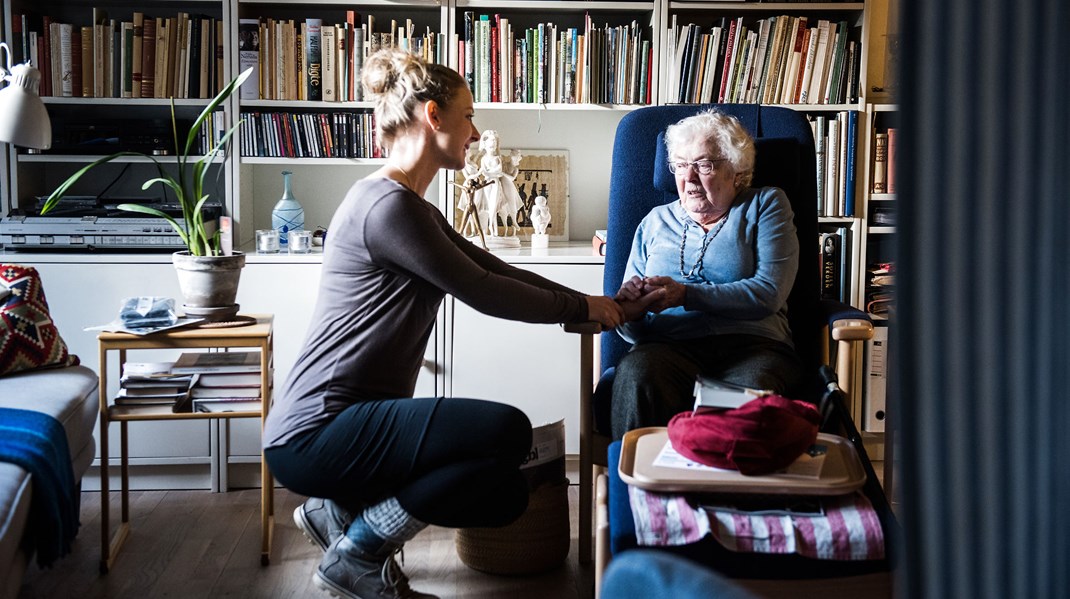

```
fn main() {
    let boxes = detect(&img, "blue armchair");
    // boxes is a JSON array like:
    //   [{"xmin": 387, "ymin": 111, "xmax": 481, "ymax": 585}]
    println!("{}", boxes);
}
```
[{"xmin": 572, "ymin": 104, "xmax": 875, "ymax": 567}]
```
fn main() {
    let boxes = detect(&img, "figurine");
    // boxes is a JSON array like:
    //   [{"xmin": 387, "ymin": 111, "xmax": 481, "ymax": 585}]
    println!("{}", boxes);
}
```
[
  {"xmin": 473, "ymin": 130, "xmax": 523, "ymax": 245},
  {"xmin": 529, "ymin": 195, "xmax": 551, "ymax": 248}
]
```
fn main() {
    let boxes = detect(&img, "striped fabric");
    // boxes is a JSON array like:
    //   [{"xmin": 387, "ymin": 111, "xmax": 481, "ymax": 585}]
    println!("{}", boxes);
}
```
[{"xmin": 628, "ymin": 486, "xmax": 884, "ymax": 561}]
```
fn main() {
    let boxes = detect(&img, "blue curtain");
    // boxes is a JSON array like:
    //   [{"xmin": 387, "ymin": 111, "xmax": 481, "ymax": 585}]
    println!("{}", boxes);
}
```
[{"xmin": 898, "ymin": 0, "xmax": 1070, "ymax": 597}]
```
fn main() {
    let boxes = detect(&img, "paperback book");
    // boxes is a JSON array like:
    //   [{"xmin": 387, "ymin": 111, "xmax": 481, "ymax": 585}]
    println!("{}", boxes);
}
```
[{"xmin": 693, "ymin": 376, "xmax": 772, "ymax": 412}]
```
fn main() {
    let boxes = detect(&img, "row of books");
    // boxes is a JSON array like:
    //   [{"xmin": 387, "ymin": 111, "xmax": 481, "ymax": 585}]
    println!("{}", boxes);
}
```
[
  {"xmin": 813, "ymin": 111, "xmax": 859, "ymax": 218},
  {"xmin": 11, "ymin": 11, "xmax": 224, "ymax": 99},
  {"xmin": 238, "ymin": 111, "xmax": 381, "ymax": 159},
  {"xmin": 818, "ymin": 226, "xmax": 851, "ymax": 304},
  {"xmin": 663, "ymin": 16, "xmax": 859, "ymax": 106},
  {"xmin": 872, "ymin": 128, "xmax": 899, "ymax": 194},
  {"xmin": 239, "ymin": 14, "xmax": 446, "ymax": 103},
  {"xmin": 117, "ymin": 351, "xmax": 266, "ymax": 414},
  {"xmin": 462, "ymin": 13, "xmax": 653, "ymax": 106}
]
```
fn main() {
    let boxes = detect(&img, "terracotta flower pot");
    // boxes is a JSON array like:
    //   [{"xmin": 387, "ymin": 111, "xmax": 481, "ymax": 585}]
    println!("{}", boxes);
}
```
[{"xmin": 172, "ymin": 251, "xmax": 246, "ymax": 322}]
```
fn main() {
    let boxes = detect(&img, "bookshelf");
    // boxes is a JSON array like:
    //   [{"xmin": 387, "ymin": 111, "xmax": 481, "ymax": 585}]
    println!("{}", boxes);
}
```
[{"xmin": 1, "ymin": 0, "xmax": 896, "ymax": 464}]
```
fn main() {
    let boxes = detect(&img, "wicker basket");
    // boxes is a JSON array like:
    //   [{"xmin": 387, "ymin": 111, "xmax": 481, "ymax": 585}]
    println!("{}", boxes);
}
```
[{"xmin": 455, "ymin": 479, "xmax": 571, "ymax": 575}]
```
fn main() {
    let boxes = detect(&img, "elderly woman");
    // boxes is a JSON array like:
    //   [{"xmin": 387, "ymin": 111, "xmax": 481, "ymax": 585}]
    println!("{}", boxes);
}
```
[{"xmin": 610, "ymin": 108, "xmax": 805, "ymax": 439}]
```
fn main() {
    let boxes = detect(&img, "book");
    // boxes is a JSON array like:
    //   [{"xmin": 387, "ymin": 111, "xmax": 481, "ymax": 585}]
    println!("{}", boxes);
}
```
[
  {"xmin": 305, "ymin": 18, "xmax": 323, "ymax": 101},
  {"xmin": 819, "ymin": 231, "xmax": 842, "ymax": 301},
  {"xmin": 172, "ymin": 351, "xmax": 261, "ymax": 374},
  {"xmin": 118, "ymin": 386, "xmax": 190, "ymax": 399},
  {"xmin": 197, "ymin": 372, "xmax": 262, "ymax": 387},
  {"xmin": 194, "ymin": 398, "xmax": 262, "ymax": 413},
  {"xmin": 140, "ymin": 17, "xmax": 156, "ymax": 97},
  {"xmin": 190, "ymin": 386, "xmax": 260, "ymax": 399},
  {"xmin": 814, "ymin": 115, "xmax": 827, "ymax": 216},
  {"xmin": 886, "ymin": 127, "xmax": 898, "ymax": 194},
  {"xmin": 873, "ymin": 132, "xmax": 888, "ymax": 193},
  {"xmin": 80, "ymin": 26, "xmax": 93, "ymax": 97},
  {"xmin": 122, "ymin": 361, "xmax": 175, "ymax": 377},
  {"xmin": 693, "ymin": 376, "xmax": 771, "ymax": 412},
  {"xmin": 238, "ymin": 19, "xmax": 260, "ymax": 100},
  {"xmin": 322, "ymin": 24, "xmax": 336, "ymax": 101},
  {"xmin": 843, "ymin": 110, "xmax": 858, "ymax": 216}
]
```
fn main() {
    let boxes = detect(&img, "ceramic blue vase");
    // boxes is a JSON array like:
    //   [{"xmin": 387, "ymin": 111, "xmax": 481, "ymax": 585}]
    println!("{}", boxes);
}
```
[{"xmin": 272, "ymin": 171, "xmax": 304, "ymax": 246}]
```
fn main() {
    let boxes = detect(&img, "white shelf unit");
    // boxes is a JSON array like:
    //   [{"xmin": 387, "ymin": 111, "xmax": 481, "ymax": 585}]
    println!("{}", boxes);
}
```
[{"xmin": 0, "ymin": 0, "xmax": 896, "ymax": 465}]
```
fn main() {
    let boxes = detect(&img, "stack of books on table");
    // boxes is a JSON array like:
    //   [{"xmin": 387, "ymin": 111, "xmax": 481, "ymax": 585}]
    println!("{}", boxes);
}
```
[
  {"xmin": 117, "ymin": 362, "xmax": 196, "ymax": 412},
  {"xmin": 171, "ymin": 351, "xmax": 265, "ymax": 413}
]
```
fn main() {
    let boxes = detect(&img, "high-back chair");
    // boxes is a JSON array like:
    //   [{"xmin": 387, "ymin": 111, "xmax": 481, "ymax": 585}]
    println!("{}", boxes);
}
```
[{"xmin": 572, "ymin": 104, "xmax": 875, "ymax": 567}]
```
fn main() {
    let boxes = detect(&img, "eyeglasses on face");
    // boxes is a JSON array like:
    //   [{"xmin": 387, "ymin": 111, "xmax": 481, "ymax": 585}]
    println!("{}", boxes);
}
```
[{"xmin": 667, "ymin": 158, "xmax": 728, "ymax": 176}]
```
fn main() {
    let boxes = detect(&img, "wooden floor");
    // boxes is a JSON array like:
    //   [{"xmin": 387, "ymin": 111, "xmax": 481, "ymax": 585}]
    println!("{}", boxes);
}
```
[
  {"xmin": 18, "ymin": 466, "xmax": 895, "ymax": 599},
  {"xmin": 18, "ymin": 485, "xmax": 593, "ymax": 599}
]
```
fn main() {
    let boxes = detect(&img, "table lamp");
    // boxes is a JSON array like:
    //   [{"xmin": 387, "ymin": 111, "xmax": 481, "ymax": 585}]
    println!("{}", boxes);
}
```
[{"xmin": 0, "ymin": 42, "xmax": 51, "ymax": 150}]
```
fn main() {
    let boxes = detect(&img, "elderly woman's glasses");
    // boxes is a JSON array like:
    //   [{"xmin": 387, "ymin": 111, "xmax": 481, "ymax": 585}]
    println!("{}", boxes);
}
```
[{"xmin": 667, "ymin": 158, "xmax": 728, "ymax": 176}]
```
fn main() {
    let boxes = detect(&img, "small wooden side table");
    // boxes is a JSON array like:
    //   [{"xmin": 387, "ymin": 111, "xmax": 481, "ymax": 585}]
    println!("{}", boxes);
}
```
[{"xmin": 96, "ymin": 314, "xmax": 275, "ymax": 573}]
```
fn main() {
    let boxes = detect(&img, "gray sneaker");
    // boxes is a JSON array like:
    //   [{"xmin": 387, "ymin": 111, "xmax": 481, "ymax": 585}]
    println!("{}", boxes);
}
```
[
  {"xmin": 294, "ymin": 498, "xmax": 354, "ymax": 552},
  {"xmin": 315, "ymin": 537, "xmax": 437, "ymax": 599}
]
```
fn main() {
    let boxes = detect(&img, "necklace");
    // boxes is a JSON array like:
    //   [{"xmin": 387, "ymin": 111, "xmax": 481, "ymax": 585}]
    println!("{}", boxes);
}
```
[{"xmin": 678, "ymin": 213, "xmax": 729, "ymax": 280}]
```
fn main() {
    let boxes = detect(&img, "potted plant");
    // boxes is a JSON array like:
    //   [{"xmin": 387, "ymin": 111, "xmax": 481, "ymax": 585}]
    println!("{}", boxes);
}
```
[{"xmin": 41, "ymin": 68, "xmax": 252, "ymax": 321}]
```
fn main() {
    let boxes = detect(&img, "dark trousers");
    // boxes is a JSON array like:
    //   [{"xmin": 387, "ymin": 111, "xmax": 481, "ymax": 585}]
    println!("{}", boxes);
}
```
[
  {"xmin": 265, "ymin": 397, "xmax": 533, "ymax": 528},
  {"xmin": 610, "ymin": 334, "xmax": 805, "ymax": 439}
]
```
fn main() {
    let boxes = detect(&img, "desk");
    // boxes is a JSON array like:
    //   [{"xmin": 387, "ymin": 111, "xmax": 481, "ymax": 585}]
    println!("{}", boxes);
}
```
[{"xmin": 96, "ymin": 314, "xmax": 275, "ymax": 573}]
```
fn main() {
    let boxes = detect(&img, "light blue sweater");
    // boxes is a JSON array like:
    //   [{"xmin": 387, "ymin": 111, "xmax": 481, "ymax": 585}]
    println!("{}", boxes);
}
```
[{"xmin": 617, "ymin": 186, "xmax": 798, "ymax": 347}]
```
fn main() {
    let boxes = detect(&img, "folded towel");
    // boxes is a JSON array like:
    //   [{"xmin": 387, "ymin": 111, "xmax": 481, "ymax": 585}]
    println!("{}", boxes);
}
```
[
  {"xmin": 0, "ymin": 408, "xmax": 80, "ymax": 567},
  {"xmin": 628, "ymin": 486, "xmax": 884, "ymax": 561},
  {"xmin": 119, "ymin": 296, "xmax": 177, "ymax": 329}
]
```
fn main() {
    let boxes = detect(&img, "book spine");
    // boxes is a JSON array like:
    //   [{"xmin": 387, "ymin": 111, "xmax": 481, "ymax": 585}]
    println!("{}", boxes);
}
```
[
  {"xmin": 798, "ymin": 25, "xmax": 819, "ymax": 104},
  {"xmin": 886, "ymin": 128, "xmax": 898, "ymax": 194},
  {"xmin": 825, "ymin": 120, "xmax": 839, "ymax": 217},
  {"xmin": 835, "ymin": 112, "xmax": 848, "ymax": 215},
  {"xmin": 463, "ymin": 11, "xmax": 474, "ymax": 93},
  {"xmin": 58, "ymin": 24, "xmax": 74, "ymax": 97},
  {"xmin": 814, "ymin": 116, "xmax": 827, "ymax": 216},
  {"xmin": 40, "ymin": 16, "xmax": 52, "ymax": 97},
  {"xmin": 322, "ymin": 24, "xmax": 336, "ymax": 101},
  {"xmin": 190, "ymin": 15, "xmax": 200, "ymax": 98},
  {"xmin": 80, "ymin": 26, "xmax": 93, "ymax": 97},
  {"xmin": 491, "ymin": 15, "xmax": 500, "ymax": 102},
  {"xmin": 844, "ymin": 110, "xmax": 858, "ymax": 217},
  {"xmin": 819, "ymin": 232, "xmax": 841, "ymax": 301},
  {"xmin": 873, "ymin": 132, "xmax": 888, "ymax": 193},
  {"xmin": 305, "ymin": 19, "xmax": 322, "ymax": 101}
]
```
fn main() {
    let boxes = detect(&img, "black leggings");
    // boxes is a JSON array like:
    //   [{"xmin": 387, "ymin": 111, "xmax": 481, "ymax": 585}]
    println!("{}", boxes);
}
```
[{"xmin": 265, "ymin": 397, "xmax": 532, "ymax": 528}]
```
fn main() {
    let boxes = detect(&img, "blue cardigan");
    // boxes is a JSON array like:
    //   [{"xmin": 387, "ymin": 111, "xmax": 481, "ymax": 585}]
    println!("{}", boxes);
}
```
[{"xmin": 616, "ymin": 187, "xmax": 798, "ymax": 347}]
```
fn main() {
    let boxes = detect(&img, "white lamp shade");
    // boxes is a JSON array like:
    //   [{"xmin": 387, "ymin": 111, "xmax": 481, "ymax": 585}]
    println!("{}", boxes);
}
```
[{"xmin": 0, "ymin": 63, "xmax": 52, "ymax": 150}]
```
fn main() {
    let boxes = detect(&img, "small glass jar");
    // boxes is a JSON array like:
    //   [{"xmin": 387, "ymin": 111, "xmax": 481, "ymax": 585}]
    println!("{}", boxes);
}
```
[
  {"xmin": 288, "ymin": 230, "xmax": 312, "ymax": 254},
  {"xmin": 255, "ymin": 229, "xmax": 280, "ymax": 254}
]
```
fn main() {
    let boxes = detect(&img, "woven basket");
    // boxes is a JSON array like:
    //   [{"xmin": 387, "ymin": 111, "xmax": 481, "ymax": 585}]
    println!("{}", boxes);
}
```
[{"xmin": 455, "ymin": 479, "xmax": 571, "ymax": 575}]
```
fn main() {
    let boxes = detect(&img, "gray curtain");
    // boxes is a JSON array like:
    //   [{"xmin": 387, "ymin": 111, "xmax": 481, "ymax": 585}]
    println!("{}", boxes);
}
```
[{"xmin": 898, "ymin": 0, "xmax": 1070, "ymax": 597}]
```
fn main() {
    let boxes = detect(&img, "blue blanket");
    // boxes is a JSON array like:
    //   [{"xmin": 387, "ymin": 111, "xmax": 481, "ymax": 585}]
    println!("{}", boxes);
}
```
[{"xmin": 0, "ymin": 407, "xmax": 80, "ymax": 568}]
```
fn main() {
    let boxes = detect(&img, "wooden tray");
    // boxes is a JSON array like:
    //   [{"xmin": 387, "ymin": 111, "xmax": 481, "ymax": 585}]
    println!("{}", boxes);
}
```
[{"xmin": 619, "ymin": 427, "xmax": 867, "ymax": 495}]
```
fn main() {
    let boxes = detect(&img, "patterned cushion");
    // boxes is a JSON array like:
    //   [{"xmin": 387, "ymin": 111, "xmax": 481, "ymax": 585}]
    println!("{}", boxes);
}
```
[{"xmin": 0, "ymin": 264, "xmax": 78, "ymax": 377}]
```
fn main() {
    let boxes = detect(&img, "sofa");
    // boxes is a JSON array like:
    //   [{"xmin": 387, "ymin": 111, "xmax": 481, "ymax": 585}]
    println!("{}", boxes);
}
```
[
  {"xmin": 0, "ymin": 365, "xmax": 99, "ymax": 599},
  {"xmin": 1, "ymin": 264, "xmax": 99, "ymax": 599}
]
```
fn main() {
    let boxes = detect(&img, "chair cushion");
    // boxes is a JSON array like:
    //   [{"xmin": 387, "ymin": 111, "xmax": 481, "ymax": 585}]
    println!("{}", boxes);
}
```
[
  {"xmin": 0, "ymin": 365, "xmax": 99, "ymax": 471},
  {"xmin": 0, "ymin": 265, "xmax": 78, "ymax": 377}
]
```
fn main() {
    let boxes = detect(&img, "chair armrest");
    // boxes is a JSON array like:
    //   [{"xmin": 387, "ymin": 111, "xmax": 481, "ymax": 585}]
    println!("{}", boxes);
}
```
[
  {"xmin": 819, "ymin": 300, "xmax": 874, "ymax": 342},
  {"xmin": 562, "ymin": 321, "xmax": 603, "ymax": 335}
]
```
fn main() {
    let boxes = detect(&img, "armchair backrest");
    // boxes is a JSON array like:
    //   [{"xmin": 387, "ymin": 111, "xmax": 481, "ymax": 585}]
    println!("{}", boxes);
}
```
[{"xmin": 602, "ymin": 104, "xmax": 820, "ymax": 376}]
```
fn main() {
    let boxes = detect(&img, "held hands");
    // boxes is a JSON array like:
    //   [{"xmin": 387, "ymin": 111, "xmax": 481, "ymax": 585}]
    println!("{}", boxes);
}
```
[
  {"xmin": 614, "ymin": 275, "xmax": 686, "ymax": 317},
  {"xmin": 585, "ymin": 296, "xmax": 626, "ymax": 330}
]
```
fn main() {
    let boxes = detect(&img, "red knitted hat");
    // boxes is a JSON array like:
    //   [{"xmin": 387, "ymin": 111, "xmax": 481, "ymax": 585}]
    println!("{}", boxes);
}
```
[{"xmin": 667, "ymin": 395, "xmax": 821, "ymax": 476}]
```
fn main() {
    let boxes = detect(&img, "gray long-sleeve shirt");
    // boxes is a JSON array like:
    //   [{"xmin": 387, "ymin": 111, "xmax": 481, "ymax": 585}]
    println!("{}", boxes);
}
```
[{"xmin": 263, "ymin": 177, "xmax": 588, "ymax": 448}]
